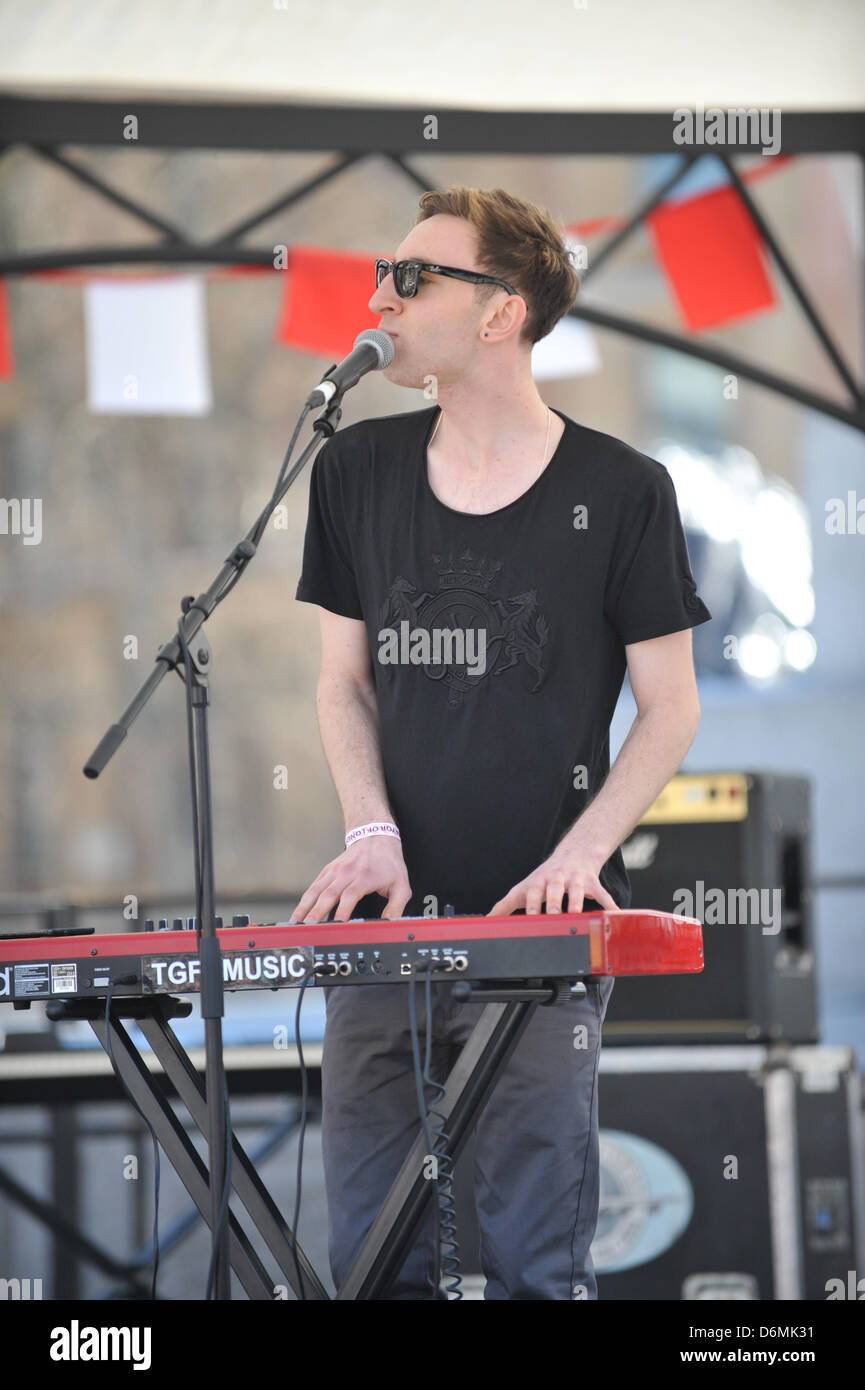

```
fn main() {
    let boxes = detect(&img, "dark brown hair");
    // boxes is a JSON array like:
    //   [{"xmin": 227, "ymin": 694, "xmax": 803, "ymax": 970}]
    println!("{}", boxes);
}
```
[{"xmin": 414, "ymin": 186, "xmax": 580, "ymax": 345}]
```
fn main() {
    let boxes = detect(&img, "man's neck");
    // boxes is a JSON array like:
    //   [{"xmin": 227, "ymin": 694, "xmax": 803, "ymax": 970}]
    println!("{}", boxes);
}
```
[{"xmin": 429, "ymin": 376, "xmax": 554, "ymax": 471}]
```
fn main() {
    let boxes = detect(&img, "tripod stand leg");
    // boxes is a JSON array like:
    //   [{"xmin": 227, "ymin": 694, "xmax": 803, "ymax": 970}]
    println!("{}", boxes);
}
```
[
  {"xmin": 91, "ymin": 1011, "xmax": 275, "ymax": 1300},
  {"xmin": 137, "ymin": 1011, "xmax": 329, "ymax": 1300}
]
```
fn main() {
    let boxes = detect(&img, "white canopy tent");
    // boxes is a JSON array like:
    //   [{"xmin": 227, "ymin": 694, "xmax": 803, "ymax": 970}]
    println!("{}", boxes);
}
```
[
  {"xmin": 0, "ymin": 0, "xmax": 863, "ymax": 431},
  {"xmin": 0, "ymin": 0, "xmax": 863, "ymax": 111}
]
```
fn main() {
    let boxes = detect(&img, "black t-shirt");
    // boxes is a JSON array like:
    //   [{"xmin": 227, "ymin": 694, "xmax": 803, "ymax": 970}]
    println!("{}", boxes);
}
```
[{"xmin": 295, "ymin": 404, "xmax": 712, "ymax": 918}]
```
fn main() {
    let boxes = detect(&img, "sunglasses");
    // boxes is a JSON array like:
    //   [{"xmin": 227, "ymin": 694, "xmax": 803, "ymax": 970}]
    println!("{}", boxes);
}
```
[{"xmin": 374, "ymin": 257, "xmax": 518, "ymax": 299}]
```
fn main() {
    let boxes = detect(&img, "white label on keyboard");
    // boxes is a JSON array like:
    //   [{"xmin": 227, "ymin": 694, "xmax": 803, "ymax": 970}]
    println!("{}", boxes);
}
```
[{"xmin": 51, "ymin": 963, "xmax": 78, "ymax": 994}]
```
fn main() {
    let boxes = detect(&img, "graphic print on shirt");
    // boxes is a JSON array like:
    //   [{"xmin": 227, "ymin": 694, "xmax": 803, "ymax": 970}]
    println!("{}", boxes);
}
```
[{"xmin": 376, "ymin": 547, "xmax": 550, "ymax": 707}]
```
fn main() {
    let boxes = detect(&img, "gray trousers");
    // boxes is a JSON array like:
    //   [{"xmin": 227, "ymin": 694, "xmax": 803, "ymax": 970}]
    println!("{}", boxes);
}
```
[{"xmin": 320, "ymin": 974, "xmax": 615, "ymax": 1300}]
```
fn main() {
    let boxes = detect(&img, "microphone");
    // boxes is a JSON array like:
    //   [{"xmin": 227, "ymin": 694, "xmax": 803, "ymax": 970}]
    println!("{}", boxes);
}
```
[{"xmin": 305, "ymin": 328, "xmax": 395, "ymax": 407}]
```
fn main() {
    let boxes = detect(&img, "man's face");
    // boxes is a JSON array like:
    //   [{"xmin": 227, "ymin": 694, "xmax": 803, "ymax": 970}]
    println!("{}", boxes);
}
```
[{"xmin": 369, "ymin": 214, "xmax": 506, "ymax": 391}]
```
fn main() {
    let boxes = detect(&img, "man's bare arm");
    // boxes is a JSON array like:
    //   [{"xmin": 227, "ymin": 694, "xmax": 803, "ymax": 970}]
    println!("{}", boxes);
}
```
[
  {"xmin": 560, "ymin": 628, "xmax": 701, "ymax": 865},
  {"xmin": 315, "ymin": 611, "xmax": 395, "ymax": 832},
  {"xmin": 289, "ymin": 609, "xmax": 411, "ymax": 923},
  {"xmin": 487, "ymin": 629, "xmax": 701, "ymax": 915}
]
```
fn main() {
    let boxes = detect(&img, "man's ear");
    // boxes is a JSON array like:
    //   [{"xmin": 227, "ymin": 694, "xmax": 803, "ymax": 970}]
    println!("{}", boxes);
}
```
[{"xmin": 483, "ymin": 295, "xmax": 527, "ymax": 343}]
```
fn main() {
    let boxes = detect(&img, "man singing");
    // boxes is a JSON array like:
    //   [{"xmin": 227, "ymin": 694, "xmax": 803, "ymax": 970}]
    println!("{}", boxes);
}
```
[{"xmin": 292, "ymin": 186, "xmax": 711, "ymax": 1299}]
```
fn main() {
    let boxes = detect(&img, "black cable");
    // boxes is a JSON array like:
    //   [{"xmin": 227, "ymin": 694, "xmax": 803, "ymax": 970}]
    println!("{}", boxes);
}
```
[
  {"xmin": 175, "ymin": 608, "xmax": 234, "ymax": 1298},
  {"xmin": 290, "ymin": 975, "xmax": 311, "ymax": 1300},
  {"xmin": 254, "ymin": 402, "xmax": 314, "ymax": 545},
  {"xmin": 113, "ymin": 400, "xmax": 320, "ymax": 1299},
  {"xmin": 216, "ymin": 401, "xmax": 314, "ymax": 606},
  {"xmin": 407, "ymin": 976, "xmax": 442, "ymax": 1298},
  {"xmin": 420, "ymin": 970, "xmax": 462, "ymax": 1300},
  {"xmin": 175, "ymin": 614, "xmax": 205, "ymax": 949},
  {"xmin": 170, "ymin": 394, "xmax": 322, "ymax": 931},
  {"xmin": 103, "ymin": 983, "xmax": 161, "ymax": 1299}
]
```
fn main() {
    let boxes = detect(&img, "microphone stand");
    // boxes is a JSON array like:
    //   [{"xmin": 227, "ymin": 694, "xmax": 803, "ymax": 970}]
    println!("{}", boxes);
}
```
[{"xmin": 83, "ymin": 375, "xmax": 346, "ymax": 1299}]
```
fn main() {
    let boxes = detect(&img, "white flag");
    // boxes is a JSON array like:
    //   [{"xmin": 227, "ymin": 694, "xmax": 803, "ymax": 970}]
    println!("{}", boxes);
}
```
[
  {"xmin": 84, "ymin": 276, "xmax": 212, "ymax": 414},
  {"xmin": 532, "ymin": 316, "xmax": 600, "ymax": 381},
  {"xmin": 825, "ymin": 155, "xmax": 863, "ymax": 255}
]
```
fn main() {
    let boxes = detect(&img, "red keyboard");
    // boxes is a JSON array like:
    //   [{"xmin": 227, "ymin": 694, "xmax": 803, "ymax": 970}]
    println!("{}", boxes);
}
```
[{"xmin": 0, "ymin": 910, "xmax": 702, "ymax": 1003}]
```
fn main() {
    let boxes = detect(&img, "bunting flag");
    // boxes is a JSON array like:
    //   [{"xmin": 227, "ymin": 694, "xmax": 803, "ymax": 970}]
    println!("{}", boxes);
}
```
[
  {"xmin": 83, "ymin": 276, "xmax": 211, "ymax": 414},
  {"xmin": 276, "ymin": 245, "xmax": 383, "ymax": 358},
  {"xmin": 531, "ymin": 315, "xmax": 600, "ymax": 380},
  {"xmin": 0, "ymin": 279, "xmax": 14, "ymax": 379},
  {"xmin": 646, "ymin": 183, "xmax": 777, "ymax": 332},
  {"xmin": 0, "ymin": 153, "xmax": 796, "ymax": 393}
]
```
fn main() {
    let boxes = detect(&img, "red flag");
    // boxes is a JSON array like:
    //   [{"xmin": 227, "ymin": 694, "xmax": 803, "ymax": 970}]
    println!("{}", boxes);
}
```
[
  {"xmin": 0, "ymin": 279, "xmax": 14, "ymax": 378},
  {"xmin": 647, "ymin": 185, "xmax": 776, "ymax": 332},
  {"xmin": 276, "ymin": 245, "xmax": 383, "ymax": 358}
]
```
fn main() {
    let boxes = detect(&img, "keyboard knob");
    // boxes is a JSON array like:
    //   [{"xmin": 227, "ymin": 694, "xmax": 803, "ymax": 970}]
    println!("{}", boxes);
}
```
[
  {"xmin": 173, "ymin": 918, "xmax": 184, "ymax": 932},
  {"xmin": 144, "ymin": 919, "xmax": 155, "ymax": 932},
  {"xmin": 232, "ymin": 914, "xmax": 250, "ymax": 928}
]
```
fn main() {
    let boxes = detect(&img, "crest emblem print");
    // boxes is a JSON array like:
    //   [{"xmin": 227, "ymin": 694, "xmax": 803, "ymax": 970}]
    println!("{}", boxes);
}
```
[{"xmin": 377, "ymin": 549, "xmax": 550, "ymax": 707}]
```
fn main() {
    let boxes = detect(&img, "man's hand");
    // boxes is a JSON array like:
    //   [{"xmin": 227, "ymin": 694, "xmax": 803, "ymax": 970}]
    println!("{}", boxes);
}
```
[
  {"xmin": 486, "ymin": 840, "xmax": 619, "ymax": 916},
  {"xmin": 289, "ymin": 836, "xmax": 412, "ymax": 924}
]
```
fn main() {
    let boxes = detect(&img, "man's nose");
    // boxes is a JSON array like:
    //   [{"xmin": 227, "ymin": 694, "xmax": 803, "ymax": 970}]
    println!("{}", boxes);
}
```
[{"xmin": 369, "ymin": 270, "xmax": 401, "ymax": 314}]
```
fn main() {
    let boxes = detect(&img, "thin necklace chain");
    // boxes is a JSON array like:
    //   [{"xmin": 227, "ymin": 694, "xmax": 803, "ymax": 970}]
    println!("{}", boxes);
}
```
[{"xmin": 428, "ymin": 407, "xmax": 553, "ymax": 470}]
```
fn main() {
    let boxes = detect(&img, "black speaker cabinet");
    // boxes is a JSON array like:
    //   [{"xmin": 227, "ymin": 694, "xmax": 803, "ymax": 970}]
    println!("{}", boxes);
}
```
[
  {"xmin": 451, "ymin": 1045, "xmax": 865, "ymax": 1300},
  {"xmin": 605, "ymin": 771, "xmax": 817, "ymax": 1044}
]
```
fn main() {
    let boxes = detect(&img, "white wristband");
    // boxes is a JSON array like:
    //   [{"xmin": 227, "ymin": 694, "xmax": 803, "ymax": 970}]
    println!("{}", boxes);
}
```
[{"xmin": 345, "ymin": 821, "xmax": 401, "ymax": 847}]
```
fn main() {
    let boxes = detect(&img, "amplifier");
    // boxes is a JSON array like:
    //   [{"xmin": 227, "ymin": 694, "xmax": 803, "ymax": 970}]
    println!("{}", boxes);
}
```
[{"xmin": 604, "ymin": 771, "xmax": 817, "ymax": 1044}]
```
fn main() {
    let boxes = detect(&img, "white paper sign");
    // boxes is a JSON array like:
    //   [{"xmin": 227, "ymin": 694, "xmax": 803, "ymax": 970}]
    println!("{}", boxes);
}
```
[
  {"xmin": 84, "ymin": 276, "xmax": 212, "ymax": 415},
  {"xmin": 532, "ymin": 315, "xmax": 600, "ymax": 381}
]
